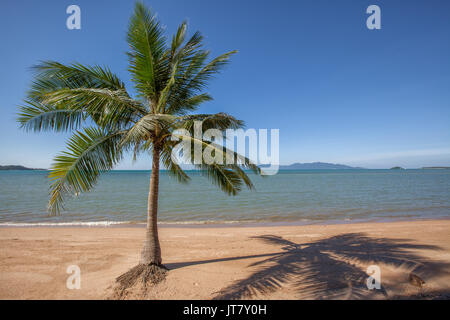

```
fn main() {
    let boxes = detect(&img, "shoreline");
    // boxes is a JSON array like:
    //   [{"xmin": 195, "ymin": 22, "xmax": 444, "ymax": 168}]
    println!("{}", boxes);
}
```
[{"xmin": 1, "ymin": 216, "xmax": 449, "ymax": 229}]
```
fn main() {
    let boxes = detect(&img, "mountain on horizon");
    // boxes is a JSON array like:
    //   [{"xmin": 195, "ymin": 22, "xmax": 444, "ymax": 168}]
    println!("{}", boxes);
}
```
[
  {"xmin": 0, "ymin": 165, "xmax": 45, "ymax": 171},
  {"xmin": 279, "ymin": 162, "xmax": 364, "ymax": 170}
]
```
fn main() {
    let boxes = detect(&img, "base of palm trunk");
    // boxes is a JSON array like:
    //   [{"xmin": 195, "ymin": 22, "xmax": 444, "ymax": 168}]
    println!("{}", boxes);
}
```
[{"xmin": 112, "ymin": 263, "xmax": 168, "ymax": 299}]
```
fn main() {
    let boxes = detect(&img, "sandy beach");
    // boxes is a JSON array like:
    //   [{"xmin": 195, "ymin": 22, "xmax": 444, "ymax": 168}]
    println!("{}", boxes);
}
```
[{"xmin": 0, "ymin": 219, "xmax": 449, "ymax": 300}]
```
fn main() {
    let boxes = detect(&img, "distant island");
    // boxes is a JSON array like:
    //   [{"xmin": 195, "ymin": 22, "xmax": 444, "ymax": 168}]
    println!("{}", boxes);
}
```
[
  {"xmin": 3, "ymin": 163, "xmax": 449, "ymax": 171},
  {"xmin": 279, "ymin": 162, "xmax": 364, "ymax": 170},
  {"xmin": 0, "ymin": 165, "xmax": 45, "ymax": 171}
]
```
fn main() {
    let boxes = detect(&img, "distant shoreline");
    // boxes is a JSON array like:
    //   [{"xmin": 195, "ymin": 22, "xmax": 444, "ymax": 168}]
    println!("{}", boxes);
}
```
[
  {"xmin": 0, "ymin": 165, "xmax": 46, "ymax": 171},
  {"xmin": 2, "ymin": 163, "xmax": 449, "ymax": 171},
  {"xmin": 2, "ymin": 168, "xmax": 450, "ymax": 172}
]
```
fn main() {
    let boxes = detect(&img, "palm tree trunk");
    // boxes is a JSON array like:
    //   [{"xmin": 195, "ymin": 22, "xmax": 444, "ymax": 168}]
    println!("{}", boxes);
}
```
[{"xmin": 140, "ymin": 147, "xmax": 162, "ymax": 265}]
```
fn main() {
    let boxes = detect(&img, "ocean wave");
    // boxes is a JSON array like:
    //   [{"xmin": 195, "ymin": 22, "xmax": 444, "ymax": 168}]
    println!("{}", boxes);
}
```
[
  {"xmin": 0, "ymin": 221, "xmax": 134, "ymax": 227},
  {"xmin": 0, "ymin": 219, "xmax": 264, "ymax": 227}
]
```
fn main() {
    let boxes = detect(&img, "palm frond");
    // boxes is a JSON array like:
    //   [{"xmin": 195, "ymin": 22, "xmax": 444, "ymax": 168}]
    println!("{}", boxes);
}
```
[
  {"xmin": 160, "ymin": 143, "xmax": 190, "ymax": 183},
  {"xmin": 166, "ymin": 50, "xmax": 237, "ymax": 114},
  {"xmin": 29, "ymin": 60, "xmax": 127, "ymax": 100},
  {"xmin": 17, "ymin": 98, "xmax": 85, "ymax": 132},
  {"xmin": 170, "ymin": 22, "xmax": 187, "ymax": 59},
  {"xmin": 48, "ymin": 128, "xmax": 125, "ymax": 215},
  {"xmin": 198, "ymin": 163, "xmax": 244, "ymax": 195},
  {"xmin": 171, "ymin": 133, "xmax": 260, "ymax": 195},
  {"xmin": 42, "ymin": 87, "xmax": 146, "ymax": 129},
  {"xmin": 179, "ymin": 112, "xmax": 244, "ymax": 131},
  {"xmin": 157, "ymin": 62, "xmax": 178, "ymax": 113},
  {"xmin": 127, "ymin": 1, "xmax": 167, "ymax": 101},
  {"xmin": 179, "ymin": 31, "xmax": 203, "ymax": 60},
  {"xmin": 189, "ymin": 50, "xmax": 238, "ymax": 90},
  {"xmin": 173, "ymin": 133, "xmax": 260, "ymax": 173},
  {"xmin": 169, "ymin": 25, "xmax": 203, "ymax": 71},
  {"xmin": 120, "ymin": 113, "xmax": 176, "ymax": 147},
  {"xmin": 24, "ymin": 60, "xmax": 142, "ymax": 131},
  {"xmin": 167, "ymin": 92, "xmax": 213, "ymax": 115}
]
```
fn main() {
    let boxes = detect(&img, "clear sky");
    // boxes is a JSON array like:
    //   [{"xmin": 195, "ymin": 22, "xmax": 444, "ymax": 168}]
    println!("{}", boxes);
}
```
[{"xmin": 1, "ymin": 0, "xmax": 449, "ymax": 169}]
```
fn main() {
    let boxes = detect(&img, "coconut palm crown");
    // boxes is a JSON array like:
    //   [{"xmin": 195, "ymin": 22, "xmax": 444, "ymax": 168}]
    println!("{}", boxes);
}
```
[{"xmin": 17, "ymin": 2, "xmax": 260, "ymax": 268}]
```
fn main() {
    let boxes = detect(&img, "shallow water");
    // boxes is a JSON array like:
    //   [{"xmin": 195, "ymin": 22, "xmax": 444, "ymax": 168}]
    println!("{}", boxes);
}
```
[{"xmin": 0, "ymin": 169, "xmax": 449, "ymax": 225}]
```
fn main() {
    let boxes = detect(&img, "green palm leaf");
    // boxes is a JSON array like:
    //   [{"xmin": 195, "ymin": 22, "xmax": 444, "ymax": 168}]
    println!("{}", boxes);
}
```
[
  {"xmin": 29, "ymin": 60, "xmax": 127, "ymax": 100},
  {"xmin": 127, "ymin": 1, "xmax": 167, "ymax": 101},
  {"xmin": 48, "ymin": 128, "xmax": 126, "ymax": 215},
  {"xmin": 17, "ymin": 98, "xmax": 85, "ymax": 132}
]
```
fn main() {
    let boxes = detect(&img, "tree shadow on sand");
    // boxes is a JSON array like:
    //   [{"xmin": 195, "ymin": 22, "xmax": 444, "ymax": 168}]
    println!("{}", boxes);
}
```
[{"xmin": 213, "ymin": 233, "xmax": 450, "ymax": 300}]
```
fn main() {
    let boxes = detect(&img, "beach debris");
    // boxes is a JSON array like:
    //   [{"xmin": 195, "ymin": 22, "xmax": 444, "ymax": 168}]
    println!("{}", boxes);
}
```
[{"xmin": 408, "ymin": 273, "xmax": 425, "ymax": 287}]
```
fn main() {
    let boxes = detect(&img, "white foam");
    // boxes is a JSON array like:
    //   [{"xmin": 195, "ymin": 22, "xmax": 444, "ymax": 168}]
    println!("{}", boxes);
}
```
[
  {"xmin": 0, "ymin": 221, "xmax": 135, "ymax": 227},
  {"xmin": 0, "ymin": 219, "xmax": 257, "ymax": 227}
]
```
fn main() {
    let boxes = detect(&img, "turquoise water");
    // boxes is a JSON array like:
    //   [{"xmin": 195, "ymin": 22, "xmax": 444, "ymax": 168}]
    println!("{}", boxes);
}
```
[{"xmin": 0, "ymin": 170, "xmax": 449, "ymax": 225}]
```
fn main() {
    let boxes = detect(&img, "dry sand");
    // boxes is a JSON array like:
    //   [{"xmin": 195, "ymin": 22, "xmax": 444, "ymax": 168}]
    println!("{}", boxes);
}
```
[{"xmin": 0, "ymin": 219, "xmax": 449, "ymax": 300}]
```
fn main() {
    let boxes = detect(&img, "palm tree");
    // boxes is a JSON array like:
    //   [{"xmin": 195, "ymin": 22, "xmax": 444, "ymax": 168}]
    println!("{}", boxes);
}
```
[{"xmin": 17, "ymin": 2, "xmax": 260, "ymax": 289}]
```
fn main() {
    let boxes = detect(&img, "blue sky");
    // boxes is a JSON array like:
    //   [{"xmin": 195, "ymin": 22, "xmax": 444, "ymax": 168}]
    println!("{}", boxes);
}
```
[{"xmin": 1, "ymin": 0, "xmax": 449, "ymax": 169}]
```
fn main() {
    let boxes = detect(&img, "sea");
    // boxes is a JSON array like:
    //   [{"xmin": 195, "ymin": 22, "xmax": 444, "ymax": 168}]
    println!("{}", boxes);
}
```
[{"xmin": 0, "ymin": 169, "xmax": 449, "ymax": 226}]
